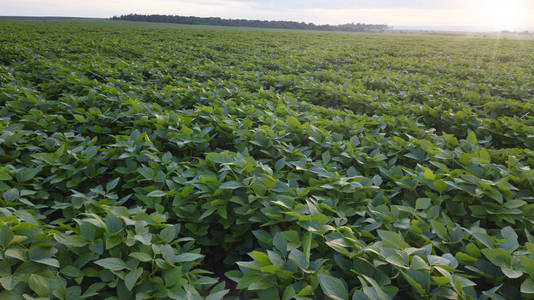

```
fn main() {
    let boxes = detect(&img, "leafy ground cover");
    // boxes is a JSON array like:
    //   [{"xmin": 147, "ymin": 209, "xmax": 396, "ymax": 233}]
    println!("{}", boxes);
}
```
[{"xmin": 1, "ymin": 20, "xmax": 534, "ymax": 299}]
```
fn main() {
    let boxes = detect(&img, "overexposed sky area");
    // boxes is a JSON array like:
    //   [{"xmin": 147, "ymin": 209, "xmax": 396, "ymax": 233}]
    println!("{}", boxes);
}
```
[{"xmin": 2, "ymin": 0, "xmax": 534, "ymax": 30}]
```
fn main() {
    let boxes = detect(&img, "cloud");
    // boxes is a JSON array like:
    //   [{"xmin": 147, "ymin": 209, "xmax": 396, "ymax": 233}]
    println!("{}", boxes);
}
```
[
  {"xmin": 2, "ymin": 0, "xmax": 534, "ymax": 28},
  {"xmin": 231, "ymin": 0, "xmax": 466, "ymax": 10}
]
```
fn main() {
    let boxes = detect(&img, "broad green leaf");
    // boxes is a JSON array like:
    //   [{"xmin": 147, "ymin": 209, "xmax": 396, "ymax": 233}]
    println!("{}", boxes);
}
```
[
  {"xmin": 173, "ymin": 253, "xmax": 204, "ymax": 263},
  {"xmin": 466, "ymin": 130, "xmax": 478, "ymax": 145},
  {"xmin": 3, "ymin": 188, "xmax": 19, "ymax": 202},
  {"xmin": 54, "ymin": 233, "xmax": 88, "ymax": 247},
  {"xmin": 73, "ymin": 114, "xmax": 86, "ymax": 122},
  {"xmin": 5, "ymin": 248, "xmax": 25, "ymax": 261},
  {"xmin": 29, "ymin": 274, "xmax": 50, "ymax": 297},
  {"xmin": 206, "ymin": 289, "xmax": 230, "ymax": 300},
  {"xmin": 481, "ymin": 248, "xmax": 511, "ymax": 267},
  {"xmin": 33, "ymin": 257, "xmax": 60, "ymax": 268},
  {"xmin": 416, "ymin": 198, "xmax": 431, "ymax": 210},
  {"xmin": 352, "ymin": 290, "xmax": 371, "ymax": 300},
  {"xmin": 219, "ymin": 181, "xmax": 244, "ymax": 189},
  {"xmin": 251, "ymin": 251, "xmax": 271, "ymax": 266},
  {"xmin": 125, "ymin": 268, "xmax": 143, "ymax": 290},
  {"xmin": 522, "ymin": 278, "xmax": 534, "ymax": 294},
  {"xmin": 0, "ymin": 169, "xmax": 12, "ymax": 181},
  {"xmin": 519, "ymin": 256, "xmax": 534, "ymax": 278},
  {"xmin": 147, "ymin": 190, "xmax": 167, "ymax": 197},
  {"xmin": 377, "ymin": 230, "xmax": 408, "ymax": 249},
  {"xmin": 160, "ymin": 225, "xmax": 180, "ymax": 243},
  {"xmin": 129, "ymin": 252, "xmax": 152, "ymax": 262},
  {"xmin": 288, "ymin": 249, "xmax": 308, "ymax": 269},
  {"xmin": 500, "ymin": 227, "xmax": 519, "ymax": 252},
  {"xmin": 287, "ymin": 116, "xmax": 301, "ymax": 128},
  {"xmin": 433, "ymin": 180, "xmax": 448, "ymax": 193},
  {"xmin": 62, "ymin": 265, "xmax": 85, "ymax": 278},
  {"xmin": 0, "ymin": 226, "xmax": 14, "ymax": 248},
  {"xmin": 106, "ymin": 178, "xmax": 120, "ymax": 191},
  {"xmin": 94, "ymin": 257, "xmax": 128, "ymax": 271},
  {"xmin": 273, "ymin": 232, "xmax": 287, "ymax": 257},
  {"xmin": 318, "ymin": 273, "xmax": 348, "ymax": 300}
]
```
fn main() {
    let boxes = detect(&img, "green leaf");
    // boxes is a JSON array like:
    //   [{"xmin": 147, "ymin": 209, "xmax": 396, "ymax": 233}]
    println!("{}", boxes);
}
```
[
  {"xmin": 287, "ymin": 116, "xmax": 301, "ymax": 128},
  {"xmin": 401, "ymin": 270, "xmax": 429, "ymax": 295},
  {"xmin": 275, "ymin": 158, "xmax": 286, "ymax": 171},
  {"xmin": 522, "ymin": 278, "xmax": 534, "ymax": 294},
  {"xmin": 129, "ymin": 252, "xmax": 152, "ymax": 262},
  {"xmin": 288, "ymin": 249, "xmax": 308, "ymax": 269},
  {"xmin": 147, "ymin": 190, "xmax": 167, "ymax": 197},
  {"xmin": 5, "ymin": 248, "xmax": 25, "ymax": 261},
  {"xmin": 433, "ymin": 180, "xmax": 448, "ymax": 193},
  {"xmin": 106, "ymin": 178, "xmax": 120, "ymax": 191},
  {"xmin": 416, "ymin": 198, "xmax": 432, "ymax": 210},
  {"xmin": 219, "ymin": 181, "xmax": 244, "ymax": 189},
  {"xmin": 33, "ymin": 257, "xmax": 60, "ymax": 268},
  {"xmin": 94, "ymin": 257, "xmax": 128, "ymax": 271},
  {"xmin": 104, "ymin": 214, "xmax": 123, "ymax": 234},
  {"xmin": 318, "ymin": 273, "xmax": 348, "ymax": 300},
  {"xmin": 350, "ymin": 136, "xmax": 360, "ymax": 146},
  {"xmin": 501, "ymin": 266, "xmax": 523, "ymax": 279},
  {"xmin": 62, "ymin": 265, "xmax": 85, "ymax": 278},
  {"xmin": 236, "ymin": 271, "xmax": 262, "ymax": 289},
  {"xmin": 73, "ymin": 114, "xmax": 86, "ymax": 122},
  {"xmin": 251, "ymin": 251, "xmax": 271, "ymax": 266},
  {"xmin": 481, "ymin": 248, "xmax": 511, "ymax": 267},
  {"xmin": 0, "ymin": 169, "xmax": 12, "ymax": 181},
  {"xmin": 378, "ymin": 230, "xmax": 408, "ymax": 249},
  {"xmin": 54, "ymin": 233, "xmax": 88, "ymax": 247},
  {"xmin": 125, "ymin": 268, "xmax": 143, "ymax": 291},
  {"xmin": 500, "ymin": 227, "xmax": 519, "ymax": 252},
  {"xmin": 28, "ymin": 274, "xmax": 50, "ymax": 297},
  {"xmin": 466, "ymin": 130, "xmax": 478, "ymax": 145},
  {"xmin": 160, "ymin": 225, "xmax": 180, "ymax": 243},
  {"xmin": 0, "ymin": 276, "xmax": 14, "ymax": 291},
  {"xmin": 470, "ymin": 227, "xmax": 495, "ymax": 248},
  {"xmin": 273, "ymin": 232, "xmax": 287, "ymax": 257},
  {"xmin": 206, "ymin": 289, "xmax": 230, "ymax": 300},
  {"xmin": 282, "ymin": 285, "xmax": 296, "ymax": 300},
  {"xmin": 259, "ymin": 287, "xmax": 281, "ymax": 300},
  {"xmin": 519, "ymin": 256, "xmax": 534, "ymax": 278},
  {"xmin": 0, "ymin": 226, "xmax": 14, "ymax": 248},
  {"xmin": 485, "ymin": 188, "xmax": 503, "ymax": 204},
  {"xmin": 207, "ymin": 152, "xmax": 234, "ymax": 164},
  {"xmin": 303, "ymin": 231, "xmax": 312, "ymax": 266},
  {"xmin": 352, "ymin": 290, "xmax": 371, "ymax": 300},
  {"xmin": 173, "ymin": 253, "xmax": 204, "ymax": 263},
  {"xmin": 423, "ymin": 168, "xmax": 435, "ymax": 180},
  {"xmin": 3, "ymin": 188, "xmax": 19, "ymax": 202},
  {"xmin": 410, "ymin": 256, "xmax": 429, "ymax": 270}
]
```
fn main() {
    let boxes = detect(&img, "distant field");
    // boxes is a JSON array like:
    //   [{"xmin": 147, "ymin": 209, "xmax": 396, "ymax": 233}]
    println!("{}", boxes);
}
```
[
  {"xmin": 1, "ymin": 19, "xmax": 534, "ymax": 300},
  {"xmin": 1, "ymin": 16, "xmax": 534, "ymax": 39},
  {"xmin": 0, "ymin": 16, "xmax": 353, "ymax": 33}
]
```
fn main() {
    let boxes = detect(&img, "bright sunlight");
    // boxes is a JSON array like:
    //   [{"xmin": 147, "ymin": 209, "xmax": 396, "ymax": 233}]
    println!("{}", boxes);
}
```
[{"xmin": 480, "ymin": 0, "xmax": 528, "ymax": 30}]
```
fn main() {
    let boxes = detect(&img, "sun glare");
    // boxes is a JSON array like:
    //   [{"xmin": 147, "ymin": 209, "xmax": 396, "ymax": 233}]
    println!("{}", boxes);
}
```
[{"xmin": 481, "ymin": 0, "xmax": 527, "ymax": 30}]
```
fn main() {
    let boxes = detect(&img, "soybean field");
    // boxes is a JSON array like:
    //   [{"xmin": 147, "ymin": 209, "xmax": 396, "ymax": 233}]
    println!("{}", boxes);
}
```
[{"xmin": 1, "ymin": 20, "xmax": 534, "ymax": 300}]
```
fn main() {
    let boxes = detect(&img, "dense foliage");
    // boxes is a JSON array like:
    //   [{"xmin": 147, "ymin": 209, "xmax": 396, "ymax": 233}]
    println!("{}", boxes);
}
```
[
  {"xmin": 1, "ymin": 20, "xmax": 534, "ymax": 299},
  {"xmin": 112, "ymin": 14, "xmax": 390, "ymax": 32}
]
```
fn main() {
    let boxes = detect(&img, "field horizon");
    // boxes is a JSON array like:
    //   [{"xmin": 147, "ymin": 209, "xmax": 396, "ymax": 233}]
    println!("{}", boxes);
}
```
[{"xmin": 1, "ymin": 15, "xmax": 534, "ymax": 39}]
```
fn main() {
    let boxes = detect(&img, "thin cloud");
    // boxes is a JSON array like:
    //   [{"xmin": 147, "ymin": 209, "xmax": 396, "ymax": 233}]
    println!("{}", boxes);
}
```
[{"xmin": 2, "ymin": 0, "xmax": 533, "ymax": 29}]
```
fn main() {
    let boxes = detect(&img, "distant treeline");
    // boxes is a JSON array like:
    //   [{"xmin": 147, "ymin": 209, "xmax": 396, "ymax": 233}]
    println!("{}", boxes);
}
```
[{"xmin": 112, "ymin": 14, "xmax": 390, "ymax": 32}]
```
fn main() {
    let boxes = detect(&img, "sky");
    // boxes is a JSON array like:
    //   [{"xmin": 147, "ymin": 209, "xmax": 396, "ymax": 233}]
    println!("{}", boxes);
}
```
[{"xmin": 2, "ymin": 0, "xmax": 534, "ymax": 30}]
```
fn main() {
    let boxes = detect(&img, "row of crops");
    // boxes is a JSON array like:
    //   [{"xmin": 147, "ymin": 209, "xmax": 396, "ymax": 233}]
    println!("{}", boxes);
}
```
[{"xmin": 1, "ymin": 20, "xmax": 534, "ymax": 299}]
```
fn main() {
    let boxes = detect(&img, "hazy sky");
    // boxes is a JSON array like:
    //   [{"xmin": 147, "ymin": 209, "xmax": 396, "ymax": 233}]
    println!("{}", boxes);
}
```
[{"xmin": 3, "ymin": 0, "xmax": 534, "ymax": 29}]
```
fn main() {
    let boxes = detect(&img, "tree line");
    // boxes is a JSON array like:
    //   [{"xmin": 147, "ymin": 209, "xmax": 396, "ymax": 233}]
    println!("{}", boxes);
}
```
[{"xmin": 112, "ymin": 14, "xmax": 390, "ymax": 32}]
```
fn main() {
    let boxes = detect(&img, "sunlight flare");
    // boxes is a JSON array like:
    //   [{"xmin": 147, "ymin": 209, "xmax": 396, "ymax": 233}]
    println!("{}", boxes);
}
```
[{"xmin": 480, "ymin": 0, "xmax": 528, "ymax": 30}]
